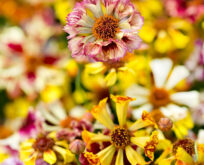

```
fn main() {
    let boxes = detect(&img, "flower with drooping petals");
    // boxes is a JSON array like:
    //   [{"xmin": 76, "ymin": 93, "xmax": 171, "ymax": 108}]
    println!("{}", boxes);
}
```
[
  {"xmin": 82, "ymin": 95, "xmax": 159, "ymax": 165},
  {"xmin": 20, "ymin": 132, "xmax": 74, "ymax": 165},
  {"xmin": 64, "ymin": 0, "xmax": 143, "ymax": 62}
]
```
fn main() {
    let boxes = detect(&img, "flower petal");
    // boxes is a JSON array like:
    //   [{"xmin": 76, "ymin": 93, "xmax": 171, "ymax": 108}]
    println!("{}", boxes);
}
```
[
  {"xmin": 54, "ymin": 146, "xmax": 75, "ymax": 163},
  {"xmin": 170, "ymin": 91, "xmax": 199, "ymax": 108},
  {"xmin": 84, "ymin": 43, "xmax": 102, "ymax": 57},
  {"xmin": 122, "ymin": 33, "xmax": 142, "ymax": 52},
  {"xmin": 132, "ymin": 104, "xmax": 153, "ymax": 120},
  {"xmin": 97, "ymin": 145, "xmax": 116, "ymax": 165},
  {"xmin": 105, "ymin": 68, "xmax": 117, "ymax": 86},
  {"xmin": 125, "ymin": 145, "xmax": 146, "ymax": 165},
  {"xmin": 91, "ymin": 98, "xmax": 115, "ymax": 129},
  {"xmin": 68, "ymin": 37, "xmax": 84, "ymax": 57},
  {"xmin": 165, "ymin": 66, "xmax": 189, "ymax": 90},
  {"xmin": 150, "ymin": 58, "xmax": 173, "ymax": 88},
  {"xmin": 115, "ymin": 149, "xmax": 124, "ymax": 165},
  {"xmin": 43, "ymin": 149, "xmax": 57, "ymax": 165},
  {"xmin": 111, "ymin": 95, "xmax": 135, "ymax": 126}
]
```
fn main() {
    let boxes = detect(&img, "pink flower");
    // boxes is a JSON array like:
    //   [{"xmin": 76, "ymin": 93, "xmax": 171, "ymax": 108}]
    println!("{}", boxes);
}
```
[
  {"xmin": 164, "ymin": 0, "xmax": 204, "ymax": 22},
  {"xmin": 65, "ymin": 0, "xmax": 143, "ymax": 62}
]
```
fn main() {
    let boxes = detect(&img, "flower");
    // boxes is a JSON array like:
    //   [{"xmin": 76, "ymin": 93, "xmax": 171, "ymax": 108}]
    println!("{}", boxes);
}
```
[
  {"xmin": 126, "ymin": 58, "xmax": 199, "ymax": 138},
  {"xmin": 82, "ymin": 95, "xmax": 159, "ymax": 165},
  {"xmin": 185, "ymin": 39, "xmax": 204, "ymax": 83},
  {"xmin": 20, "ymin": 133, "xmax": 75, "ymax": 165},
  {"xmin": 164, "ymin": 0, "xmax": 204, "ymax": 22},
  {"xmin": 155, "ymin": 138, "xmax": 204, "ymax": 165},
  {"xmin": 64, "ymin": 0, "xmax": 143, "ymax": 62}
]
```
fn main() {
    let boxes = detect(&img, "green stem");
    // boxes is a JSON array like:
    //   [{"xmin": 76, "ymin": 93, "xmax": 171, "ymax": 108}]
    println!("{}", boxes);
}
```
[{"xmin": 75, "ymin": 155, "xmax": 81, "ymax": 165}]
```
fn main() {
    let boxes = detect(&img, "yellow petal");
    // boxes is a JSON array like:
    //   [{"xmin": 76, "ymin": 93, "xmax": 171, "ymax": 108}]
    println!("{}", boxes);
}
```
[
  {"xmin": 111, "ymin": 95, "xmax": 135, "ymax": 126},
  {"xmin": 129, "ymin": 111, "xmax": 156, "ymax": 131},
  {"xmin": 43, "ymin": 149, "xmax": 57, "ymax": 165},
  {"xmin": 82, "ymin": 130, "xmax": 110, "ymax": 148},
  {"xmin": 91, "ymin": 98, "xmax": 114, "ymax": 129},
  {"xmin": 130, "ymin": 136, "xmax": 150, "ymax": 148},
  {"xmin": 115, "ymin": 149, "xmax": 124, "ymax": 165},
  {"xmin": 144, "ymin": 131, "xmax": 159, "ymax": 161},
  {"xmin": 97, "ymin": 145, "xmax": 116, "ymax": 165},
  {"xmin": 54, "ymin": 146, "xmax": 75, "ymax": 163},
  {"xmin": 22, "ymin": 152, "xmax": 38, "ymax": 165},
  {"xmin": 125, "ymin": 145, "xmax": 146, "ymax": 165},
  {"xmin": 155, "ymin": 146, "xmax": 172, "ymax": 164},
  {"xmin": 85, "ymin": 62, "xmax": 106, "ymax": 74},
  {"xmin": 197, "ymin": 144, "xmax": 204, "ymax": 163},
  {"xmin": 175, "ymin": 147, "xmax": 194, "ymax": 164},
  {"xmin": 105, "ymin": 69, "xmax": 117, "ymax": 86}
]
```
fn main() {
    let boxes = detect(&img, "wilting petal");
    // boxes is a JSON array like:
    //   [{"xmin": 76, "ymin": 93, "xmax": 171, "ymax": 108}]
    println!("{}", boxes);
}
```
[
  {"xmin": 91, "ymin": 98, "xmax": 115, "ymax": 129},
  {"xmin": 111, "ymin": 95, "xmax": 135, "ymax": 126},
  {"xmin": 150, "ymin": 58, "xmax": 173, "ymax": 88},
  {"xmin": 43, "ymin": 150, "xmax": 57, "ymax": 165},
  {"xmin": 129, "ymin": 111, "xmax": 156, "ymax": 131},
  {"xmin": 165, "ymin": 66, "xmax": 189, "ymax": 90},
  {"xmin": 125, "ymin": 145, "xmax": 146, "ymax": 165},
  {"xmin": 122, "ymin": 33, "xmax": 142, "ymax": 52},
  {"xmin": 131, "ymin": 136, "xmax": 150, "ymax": 148},
  {"xmin": 84, "ymin": 43, "xmax": 102, "ymax": 57},
  {"xmin": 97, "ymin": 145, "xmax": 116, "ymax": 165},
  {"xmin": 68, "ymin": 37, "xmax": 85, "ymax": 57},
  {"xmin": 99, "ymin": 40, "xmax": 127, "ymax": 62},
  {"xmin": 129, "ymin": 12, "xmax": 144, "ymax": 31},
  {"xmin": 170, "ymin": 91, "xmax": 199, "ymax": 108},
  {"xmin": 144, "ymin": 131, "xmax": 159, "ymax": 161}
]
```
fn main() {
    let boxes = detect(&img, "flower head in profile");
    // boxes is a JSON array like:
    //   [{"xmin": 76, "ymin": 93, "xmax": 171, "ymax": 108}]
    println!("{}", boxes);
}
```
[
  {"xmin": 20, "ymin": 132, "xmax": 74, "ymax": 165},
  {"xmin": 82, "ymin": 95, "xmax": 158, "ymax": 165},
  {"xmin": 65, "ymin": 0, "xmax": 143, "ymax": 62},
  {"xmin": 126, "ymin": 58, "xmax": 199, "ymax": 138}
]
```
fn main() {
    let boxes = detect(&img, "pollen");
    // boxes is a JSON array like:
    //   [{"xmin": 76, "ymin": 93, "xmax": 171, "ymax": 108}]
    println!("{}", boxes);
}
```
[
  {"xmin": 149, "ymin": 87, "xmax": 170, "ymax": 108},
  {"xmin": 110, "ymin": 127, "xmax": 130, "ymax": 149},
  {"xmin": 92, "ymin": 15, "xmax": 119, "ymax": 40},
  {"xmin": 173, "ymin": 139, "xmax": 195, "ymax": 156}
]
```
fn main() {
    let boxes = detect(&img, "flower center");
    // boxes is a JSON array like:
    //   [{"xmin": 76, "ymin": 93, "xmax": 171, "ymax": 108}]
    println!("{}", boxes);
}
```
[
  {"xmin": 149, "ymin": 88, "xmax": 170, "ymax": 107},
  {"xmin": 33, "ymin": 136, "xmax": 55, "ymax": 152},
  {"xmin": 110, "ymin": 127, "xmax": 130, "ymax": 149},
  {"xmin": 173, "ymin": 139, "xmax": 195, "ymax": 156},
  {"xmin": 92, "ymin": 15, "xmax": 119, "ymax": 40}
]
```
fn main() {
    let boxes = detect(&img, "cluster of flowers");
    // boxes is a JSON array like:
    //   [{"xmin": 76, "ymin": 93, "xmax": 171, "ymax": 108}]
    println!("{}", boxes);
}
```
[{"xmin": 0, "ymin": 0, "xmax": 204, "ymax": 165}]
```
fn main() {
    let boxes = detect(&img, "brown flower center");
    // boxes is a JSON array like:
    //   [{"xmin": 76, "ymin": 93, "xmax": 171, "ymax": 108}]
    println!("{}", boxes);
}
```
[
  {"xmin": 110, "ymin": 127, "xmax": 130, "ymax": 149},
  {"xmin": 173, "ymin": 139, "xmax": 195, "ymax": 156},
  {"xmin": 149, "ymin": 88, "xmax": 170, "ymax": 108},
  {"xmin": 33, "ymin": 136, "xmax": 55, "ymax": 152},
  {"xmin": 92, "ymin": 15, "xmax": 119, "ymax": 40}
]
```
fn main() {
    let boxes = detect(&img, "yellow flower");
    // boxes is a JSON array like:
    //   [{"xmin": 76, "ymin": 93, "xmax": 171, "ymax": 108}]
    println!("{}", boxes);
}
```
[
  {"xmin": 20, "ymin": 133, "xmax": 74, "ymax": 165},
  {"xmin": 84, "ymin": 54, "xmax": 150, "ymax": 88},
  {"xmin": 82, "ymin": 95, "xmax": 159, "ymax": 165}
]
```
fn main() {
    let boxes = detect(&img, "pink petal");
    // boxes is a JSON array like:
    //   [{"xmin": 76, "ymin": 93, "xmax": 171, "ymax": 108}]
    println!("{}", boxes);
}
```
[
  {"xmin": 84, "ymin": 43, "xmax": 102, "ymax": 57},
  {"xmin": 98, "ymin": 39, "xmax": 127, "ymax": 62},
  {"xmin": 129, "ymin": 12, "xmax": 144, "ymax": 31},
  {"xmin": 122, "ymin": 33, "xmax": 142, "ymax": 52},
  {"xmin": 69, "ymin": 37, "xmax": 85, "ymax": 57}
]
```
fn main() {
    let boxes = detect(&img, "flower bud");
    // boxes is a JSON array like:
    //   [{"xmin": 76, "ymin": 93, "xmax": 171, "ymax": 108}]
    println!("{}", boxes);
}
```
[
  {"xmin": 69, "ymin": 140, "xmax": 85, "ymax": 155},
  {"xmin": 158, "ymin": 117, "xmax": 173, "ymax": 132}
]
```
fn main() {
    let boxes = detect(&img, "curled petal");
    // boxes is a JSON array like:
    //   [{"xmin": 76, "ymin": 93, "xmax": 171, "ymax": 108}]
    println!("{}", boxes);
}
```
[
  {"xmin": 84, "ymin": 43, "xmax": 102, "ymax": 57},
  {"xmin": 68, "ymin": 37, "xmax": 85, "ymax": 57},
  {"xmin": 122, "ymin": 33, "xmax": 142, "ymax": 52}
]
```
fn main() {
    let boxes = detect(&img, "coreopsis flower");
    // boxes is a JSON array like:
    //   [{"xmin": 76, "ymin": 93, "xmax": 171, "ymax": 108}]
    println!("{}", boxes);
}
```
[
  {"xmin": 38, "ymin": 101, "xmax": 93, "ymax": 141},
  {"xmin": 126, "ymin": 58, "xmax": 199, "ymax": 138},
  {"xmin": 164, "ymin": 0, "xmax": 204, "ymax": 22},
  {"xmin": 156, "ymin": 138, "xmax": 204, "ymax": 165},
  {"xmin": 20, "ymin": 133, "xmax": 74, "ymax": 165},
  {"xmin": 84, "ymin": 54, "xmax": 150, "ymax": 87},
  {"xmin": 82, "ymin": 95, "xmax": 159, "ymax": 165},
  {"xmin": 186, "ymin": 40, "xmax": 204, "ymax": 83},
  {"xmin": 64, "ymin": 0, "xmax": 143, "ymax": 62}
]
